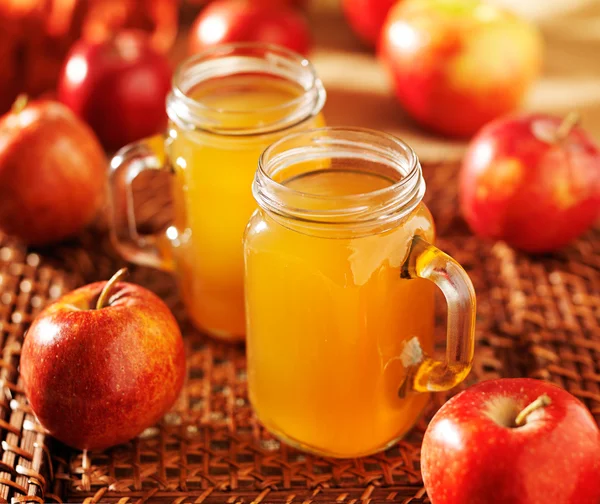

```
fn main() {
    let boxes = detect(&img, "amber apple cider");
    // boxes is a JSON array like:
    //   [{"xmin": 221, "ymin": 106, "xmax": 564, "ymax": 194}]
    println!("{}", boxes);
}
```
[
  {"xmin": 245, "ymin": 164, "xmax": 437, "ymax": 457},
  {"xmin": 168, "ymin": 75, "xmax": 324, "ymax": 339}
]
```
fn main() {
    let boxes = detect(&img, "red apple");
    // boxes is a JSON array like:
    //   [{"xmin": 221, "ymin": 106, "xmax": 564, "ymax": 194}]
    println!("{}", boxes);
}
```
[
  {"xmin": 421, "ymin": 378, "xmax": 600, "ymax": 504},
  {"xmin": 58, "ymin": 30, "xmax": 172, "ymax": 151},
  {"xmin": 342, "ymin": 0, "xmax": 397, "ymax": 48},
  {"xmin": 188, "ymin": 0, "xmax": 311, "ymax": 56},
  {"xmin": 20, "ymin": 269, "xmax": 186, "ymax": 451},
  {"xmin": 0, "ymin": 96, "xmax": 106, "ymax": 245},
  {"xmin": 460, "ymin": 113, "xmax": 600, "ymax": 253},
  {"xmin": 379, "ymin": 0, "xmax": 543, "ymax": 137}
]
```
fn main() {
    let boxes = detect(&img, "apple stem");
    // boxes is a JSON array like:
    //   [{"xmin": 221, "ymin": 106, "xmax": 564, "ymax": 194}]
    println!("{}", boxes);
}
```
[
  {"xmin": 514, "ymin": 394, "xmax": 552, "ymax": 427},
  {"xmin": 96, "ymin": 268, "xmax": 128, "ymax": 310},
  {"xmin": 555, "ymin": 112, "xmax": 580, "ymax": 142},
  {"xmin": 11, "ymin": 94, "xmax": 29, "ymax": 115}
]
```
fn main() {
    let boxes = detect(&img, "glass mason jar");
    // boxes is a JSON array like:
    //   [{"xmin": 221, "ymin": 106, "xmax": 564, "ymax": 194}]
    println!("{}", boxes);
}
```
[
  {"xmin": 244, "ymin": 128, "xmax": 476, "ymax": 458},
  {"xmin": 109, "ymin": 43, "xmax": 326, "ymax": 340}
]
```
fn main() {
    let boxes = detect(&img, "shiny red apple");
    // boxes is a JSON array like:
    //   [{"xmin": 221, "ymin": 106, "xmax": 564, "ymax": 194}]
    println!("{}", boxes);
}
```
[
  {"xmin": 0, "ymin": 96, "xmax": 106, "ymax": 245},
  {"xmin": 342, "ymin": 0, "xmax": 397, "ymax": 48},
  {"xmin": 460, "ymin": 113, "xmax": 600, "ymax": 253},
  {"xmin": 20, "ymin": 269, "xmax": 186, "ymax": 451},
  {"xmin": 58, "ymin": 30, "xmax": 172, "ymax": 151},
  {"xmin": 379, "ymin": 0, "xmax": 543, "ymax": 137},
  {"xmin": 422, "ymin": 378, "xmax": 600, "ymax": 504},
  {"xmin": 188, "ymin": 0, "xmax": 311, "ymax": 56}
]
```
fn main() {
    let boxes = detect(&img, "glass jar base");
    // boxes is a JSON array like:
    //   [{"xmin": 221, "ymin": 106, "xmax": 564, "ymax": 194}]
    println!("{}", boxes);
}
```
[{"xmin": 254, "ymin": 408, "xmax": 421, "ymax": 459}]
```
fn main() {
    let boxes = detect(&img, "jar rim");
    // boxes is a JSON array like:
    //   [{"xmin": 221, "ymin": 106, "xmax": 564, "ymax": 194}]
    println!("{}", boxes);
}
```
[
  {"xmin": 167, "ymin": 42, "xmax": 326, "ymax": 136},
  {"xmin": 253, "ymin": 127, "xmax": 426, "ymax": 229}
]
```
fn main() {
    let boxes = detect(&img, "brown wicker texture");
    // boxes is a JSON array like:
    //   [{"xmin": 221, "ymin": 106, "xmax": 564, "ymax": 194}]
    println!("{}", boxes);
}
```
[{"xmin": 0, "ymin": 161, "xmax": 598, "ymax": 504}]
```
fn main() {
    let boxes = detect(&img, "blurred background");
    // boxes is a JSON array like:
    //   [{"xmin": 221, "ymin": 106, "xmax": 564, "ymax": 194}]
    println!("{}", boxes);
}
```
[{"xmin": 2, "ymin": 0, "xmax": 600, "ymax": 165}]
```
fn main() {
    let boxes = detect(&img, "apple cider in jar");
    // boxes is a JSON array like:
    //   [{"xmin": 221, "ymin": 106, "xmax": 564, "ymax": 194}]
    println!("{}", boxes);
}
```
[
  {"xmin": 109, "ymin": 44, "xmax": 326, "ymax": 340},
  {"xmin": 244, "ymin": 128, "xmax": 476, "ymax": 458}
]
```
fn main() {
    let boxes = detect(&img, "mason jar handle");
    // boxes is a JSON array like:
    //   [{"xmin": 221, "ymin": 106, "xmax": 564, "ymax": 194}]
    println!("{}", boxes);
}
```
[
  {"xmin": 403, "ymin": 236, "xmax": 476, "ymax": 393},
  {"xmin": 108, "ymin": 135, "xmax": 174, "ymax": 272}
]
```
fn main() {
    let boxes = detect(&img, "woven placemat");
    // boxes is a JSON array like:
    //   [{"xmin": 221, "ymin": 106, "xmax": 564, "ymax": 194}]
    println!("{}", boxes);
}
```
[{"xmin": 0, "ymin": 161, "xmax": 597, "ymax": 504}]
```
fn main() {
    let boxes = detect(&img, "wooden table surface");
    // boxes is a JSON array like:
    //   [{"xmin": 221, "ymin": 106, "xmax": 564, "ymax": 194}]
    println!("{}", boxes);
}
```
[{"xmin": 174, "ymin": 1, "xmax": 600, "ymax": 164}]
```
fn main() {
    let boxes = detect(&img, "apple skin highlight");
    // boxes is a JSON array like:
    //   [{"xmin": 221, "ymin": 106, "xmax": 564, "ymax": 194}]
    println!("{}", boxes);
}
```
[{"xmin": 58, "ymin": 31, "xmax": 172, "ymax": 151}]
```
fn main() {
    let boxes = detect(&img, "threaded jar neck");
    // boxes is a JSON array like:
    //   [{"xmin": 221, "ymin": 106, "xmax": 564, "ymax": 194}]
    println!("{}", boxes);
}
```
[
  {"xmin": 167, "ymin": 43, "xmax": 325, "ymax": 136},
  {"xmin": 253, "ymin": 128, "xmax": 426, "ymax": 236}
]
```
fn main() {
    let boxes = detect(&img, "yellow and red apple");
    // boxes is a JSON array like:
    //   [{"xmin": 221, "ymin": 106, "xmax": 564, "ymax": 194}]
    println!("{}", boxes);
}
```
[
  {"xmin": 379, "ymin": 0, "xmax": 543, "ymax": 137},
  {"xmin": 459, "ymin": 113, "xmax": 600, "ymax": 252}
]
